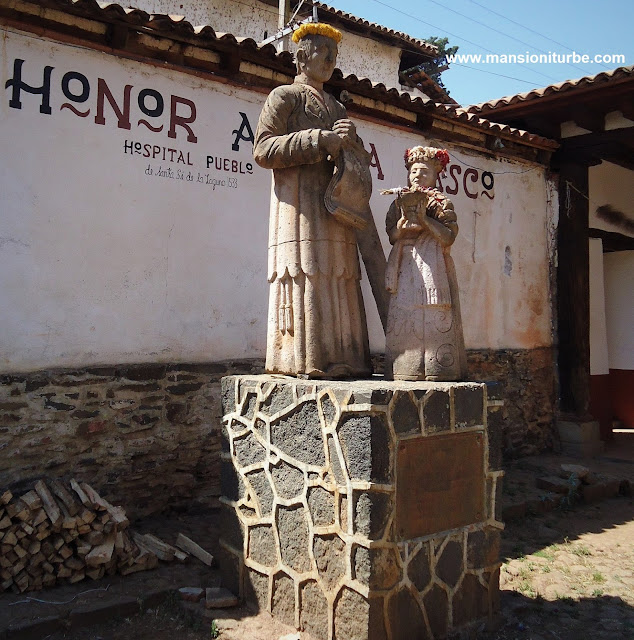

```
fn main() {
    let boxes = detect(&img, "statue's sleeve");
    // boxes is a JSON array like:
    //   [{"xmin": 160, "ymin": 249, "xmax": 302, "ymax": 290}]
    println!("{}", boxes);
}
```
[{"xmin": 254, "ymin": 87, "xmax": 323, "ymax": 169}]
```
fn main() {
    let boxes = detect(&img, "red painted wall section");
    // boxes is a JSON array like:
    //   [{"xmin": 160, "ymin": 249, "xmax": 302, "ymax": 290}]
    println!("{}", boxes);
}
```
[{"xmin": 609, "ymin": 369, "xmax": 634, "ymax": 428}]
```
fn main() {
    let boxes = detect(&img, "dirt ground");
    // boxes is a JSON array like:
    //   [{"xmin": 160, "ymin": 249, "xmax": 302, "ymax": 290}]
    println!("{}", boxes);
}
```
[
  {"xmin": 20, "ymin": 493, "xmax": 631, "ymax": 640},
  {"xmin": 3, "ymin": 435, "xmax": 633, "ymax": 640}
]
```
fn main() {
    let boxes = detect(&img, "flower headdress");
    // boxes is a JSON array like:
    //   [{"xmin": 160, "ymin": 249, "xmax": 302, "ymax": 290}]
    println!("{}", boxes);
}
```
[
  {"xmin": 403, "ymin": 146, "xmax": 450, "ymax": 173},
  {"xmin": 292, "ymin": 23, "xmax": 342, "ymax": 44}
]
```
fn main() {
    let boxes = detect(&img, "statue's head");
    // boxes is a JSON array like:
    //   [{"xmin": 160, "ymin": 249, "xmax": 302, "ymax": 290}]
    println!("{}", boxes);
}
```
[
  {"xmin": 293, "ymin": 23, "xmax": 342, "ymax": 82},
  {"xmin": 404, "ymin": 146, "xmax": 450, "ymax": 188}
]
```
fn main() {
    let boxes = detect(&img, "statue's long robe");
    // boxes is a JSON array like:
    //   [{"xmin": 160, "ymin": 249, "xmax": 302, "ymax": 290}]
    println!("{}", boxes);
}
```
[{"xmin": 254, "ymin": 79, "xmax": 370, "ymax": 376}]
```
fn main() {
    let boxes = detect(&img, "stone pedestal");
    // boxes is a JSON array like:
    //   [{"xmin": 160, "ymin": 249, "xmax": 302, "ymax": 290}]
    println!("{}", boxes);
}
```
[
  {"xmin": 219, "ymin": 376, "xmax": 504, "ymax": 640},
  {"xmin": 558, "ymin": 419, "xmax": 604, "ymax": 457}
]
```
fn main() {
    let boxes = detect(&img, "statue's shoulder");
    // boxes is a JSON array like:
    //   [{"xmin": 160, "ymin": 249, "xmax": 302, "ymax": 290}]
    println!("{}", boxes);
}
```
[{"xmin": 267, "ymin": 82, "xmax": 304, "ymax": 101}]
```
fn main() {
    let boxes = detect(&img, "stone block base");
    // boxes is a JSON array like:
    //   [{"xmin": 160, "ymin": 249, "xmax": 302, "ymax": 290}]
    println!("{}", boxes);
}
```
[
  {"xmin": 219, "ymin": 376, "xmax": 503, "ymax": 640},
  {"xmin": 558, "ymin": 420, "xmax": 604, "ymax": 457}
]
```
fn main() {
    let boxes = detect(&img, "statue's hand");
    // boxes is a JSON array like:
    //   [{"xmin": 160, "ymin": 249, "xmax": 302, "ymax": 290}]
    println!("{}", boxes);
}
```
[
  {"xmin": 332, "ymin": 119, "xmax": 356, "ymax": 141},
  {"xmin": 321, "ymin": 130, "xmax": 343, "ymax": 156}
]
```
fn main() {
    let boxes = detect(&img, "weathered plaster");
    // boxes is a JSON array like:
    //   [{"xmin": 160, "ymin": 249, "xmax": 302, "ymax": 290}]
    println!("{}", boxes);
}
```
[
  {"xmin": 589, "ymin": 161, "xmax": 634, "ymax": 238},
  {"xmin": 1, "ymin": 28, "xmax": 553, "ymax": 373},
  {"xmin": 604, "ymin": 251, "xmax": 634, "ymax": 370}
]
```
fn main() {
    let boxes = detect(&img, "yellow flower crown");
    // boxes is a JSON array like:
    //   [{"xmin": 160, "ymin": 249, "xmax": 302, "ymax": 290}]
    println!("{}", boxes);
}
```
[{"xmin": 292, "ymin": 23, "xmax": 342, "ymax": 44}]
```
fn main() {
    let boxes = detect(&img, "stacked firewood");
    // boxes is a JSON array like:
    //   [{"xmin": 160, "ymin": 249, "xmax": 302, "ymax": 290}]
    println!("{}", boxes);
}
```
[{"xmin": 0, "ymin": 478, "xmax": 194, "ymax": 593}]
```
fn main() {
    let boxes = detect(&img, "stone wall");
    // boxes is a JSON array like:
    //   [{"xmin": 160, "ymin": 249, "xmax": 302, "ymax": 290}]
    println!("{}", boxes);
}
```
[
  {"xmin": 465, "ymin": 348, "xmax": 557, "ymax": 457},
  {"xmin": 0, "ymin": 347, "xmax": 554, "ymax": 520},
  {"xmin": 219, "ymin": 376, "xmax": 504, "ymax": 640},
  {"xmin": 0, "ymin": 361, "xmax": 263, "ymax": 518}
]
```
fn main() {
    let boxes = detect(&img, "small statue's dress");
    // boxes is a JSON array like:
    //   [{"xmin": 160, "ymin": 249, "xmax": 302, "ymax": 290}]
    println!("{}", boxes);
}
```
[{"xmin": 385, "ymin": 189, "xmax": 467, "ymax": 380}]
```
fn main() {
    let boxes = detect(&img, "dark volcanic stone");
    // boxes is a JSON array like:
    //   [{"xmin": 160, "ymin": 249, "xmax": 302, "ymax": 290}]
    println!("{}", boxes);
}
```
[
  {"xmin": 353, "ymin": 546, "xmax": 400, "ymax": 591},
  {"xmin": 219, "ymin": 505, "xmax": 244, "ymax": 551},
  {"xmin": 408, "ymin": 544, "xmax": 431, "ymax": 592},
  {"xmin": 119, "ymin": 364, "xmax": 166, "ymax": 381},
  {"xmin": 334, "ymin": 587, "xmax": 369, "ymax": 640},
  {"xmin": 220, "ymin": 459, "xmax": 244, "ymax": 502},
  {"xmin": 241, "ymin": 391, "xmax": 258, "ymax": 420},
  {"xmin": 335, "ymin": 588, "xmax": 389, "ymax": 640},
  {"xmin": 387, "ymin": 587, "xmax": 429, "ymax": 640},
  {"xmin": 221, "ymin": 377, "xmax": 237, "ymax": 414},
  {"xmin": 422, "ymin": 391, "xmax": 450, "ymax": 434},
  {"xmin": 166, "ymin": 382, "xmax": 203, "ymax": 395},
  {"xmin": 436, "ymin": 540, "xmax": 464, "ymax": 588},
  {"xmin": 454, "ymin": 386, "xmax": 484, "ymax": 429},
  {"xmin": 272, "ymin": 572, "xmax": 296, "ymax": 627},
  {"xmin": 261, "ymin": 383, "xmax": 294, "ymax": 416},
  {"xmin": 423, "ymin": 584, "xmax": 449, "ymax": 639},
  {"xmin": 319, "ymin": 393, "xmax": 337, "ymax": 426},
  {"xmin": 277, "ymin": 505, "xmax": 311, "ymax": 573},
  {"xmin": 487, "ymin": 407, "xmax": 504, "ymax": 470},
  {"xmin": 245, "ymin": 568, "xmax": 269, "ymax": 611},
  {"xmin": 485, "ymin": 381, "xmax": 503, "ymax": 402},
  {"xmin": 452, "ymin": 573, "xmax": 488, "ymax": 627},
  {"xmin": 245, "ymin": 470, "xmax": 274, "ymax": 516},
  {"xmin": 307, "ymin": 486, "xmax": 335, "ymax": 527},
  {"xmin": 249, "ymin": 525, "xmax": 278, "ymax": 567},
  {"xmin": 354, "ymin": 491, "xmax": 393, "ymax": 539},
  {"xmin": 313, "ymin": 535, "xmax": 346, "ymax": 591},
  {"xmin": 271, "ymin": 460, "xmax": 304, "ymax": 500},
  {"xmin": 390, "ymin": 391, "xmax": 421, "ymax": 434},
  {"xmin": 300, "ymin": 580, "xmax": 328, "ymax": 640},
  {"xmin": 467, "ymin": 528, "xmax": 500, "ymax": 569},
  {"xmin": 271, "ymin": 402, "xmax": 326, "ymax": 466},
  {"xmin": 216, "ymin": 546, "xmax": 242, "ymax": 597},
  {"xmin": 233, "ymin": 432, "xmax": 266, "ymax": 468},
  {"xmin": 338, "ymin": 413, "xmax": 391, "ymax": 483},
  {"xmin": 166, "ymin": 402, "xmax": 186, "ymax": 423}
]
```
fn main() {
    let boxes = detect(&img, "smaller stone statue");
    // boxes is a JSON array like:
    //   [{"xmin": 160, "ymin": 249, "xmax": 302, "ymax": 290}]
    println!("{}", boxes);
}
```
[{"xmin": 382, "ymin": 146, "xmax": 467, "ymax": 381}]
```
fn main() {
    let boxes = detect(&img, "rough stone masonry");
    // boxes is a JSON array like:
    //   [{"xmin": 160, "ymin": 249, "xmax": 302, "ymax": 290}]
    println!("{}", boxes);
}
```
[{"xmin": 219, "ymin": 375, "xmax": 504, "ymax": 640}]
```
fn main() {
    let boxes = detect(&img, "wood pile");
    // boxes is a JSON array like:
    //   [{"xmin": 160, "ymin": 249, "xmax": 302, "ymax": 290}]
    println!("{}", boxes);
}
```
[{"xmin": 0, "ymin": 479, "xmax": 192, "ymax": 593}]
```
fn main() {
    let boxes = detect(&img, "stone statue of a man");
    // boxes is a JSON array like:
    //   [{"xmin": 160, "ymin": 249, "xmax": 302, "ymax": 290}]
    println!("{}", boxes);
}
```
[{"xmin": 254, "ymin": 23, "xmax": 378, "ymax": 379}]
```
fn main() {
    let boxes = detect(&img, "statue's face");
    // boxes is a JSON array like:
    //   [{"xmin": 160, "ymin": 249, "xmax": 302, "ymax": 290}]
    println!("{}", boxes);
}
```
[
  {"xmin": 409, "ymin": 161, "xmax": 438, "ymax": 189},
  {"xmin": 300, "ymin": 35, "xmax": 338, "ymax": 83}
]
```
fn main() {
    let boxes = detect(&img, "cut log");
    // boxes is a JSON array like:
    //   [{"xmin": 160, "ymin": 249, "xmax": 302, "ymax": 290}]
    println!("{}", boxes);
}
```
[
  {"xmin": 131, "ymin": 533, "xmax": 172, "ymax": 561},
  {"xmin": 79, "ymin": 508, "xmax": 96, "ymax": 525},
  {"xmin": 0, "ymin": 490, "xmax": 12, "ymax": 505},
  {"xmin": 79, "ymin": 483, "xmax": 108, "ymax": 511},
  {"xmin": 85, "ymin": 534, "xmax": 115, "ymax": 567},
  {"xmin": 175, "ymin": 533, "xmax": 214, "ymax": 566},
  {"xmin": 82, "ymin": 530, "xmax": 104, "ymax": 546},
  {"xmin": 20, "ymin": 491, "xmax": 42, "ymax": 511},
  {"xmin": 69, "ymin": 479, "xmax": 92, "ymax": 508},
  {"xmin": 32, "ymin": 509, "xmax": 48, "ymax": 526},
  {"xmin": 49, "ymin": 479, "xmax": 80, "ymax": 516},
  {"xmin": 59, "ymin": 545, "xmax": 73, "ymax": 560},
  {"xmin": 3, "ymin": 531, "xmax": 18, "ymax": 546},
  {"xmin": 34, "ymin": 481, "xmax": 62, "ymax": 530}
]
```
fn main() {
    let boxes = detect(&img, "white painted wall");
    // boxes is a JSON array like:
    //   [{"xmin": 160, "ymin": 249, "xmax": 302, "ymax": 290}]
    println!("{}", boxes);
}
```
[
  {"xmin": 335, "ymin": 30, "xmax": 402, "ymax": 89},
  {"xmin": 0, "ymin": 28, "xmax": 554, "ymax": 372},
  {"xmin": 589, "ymin": 161, "xmax": 634, "ymax": 238},
  {"xmin": 589, "ymin": 238, "xmax": 610, "ymax": 375},
  {"xmin": 132, "ymin": 0, "xmax": 402, "ymax": 88},
  {"xmin": 134, "ymin": 0, "xmax": 276, "ymax": 40},
  {"xmin": 603, "ymin": 251, "xmax": 634, "ymax": 370}
]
